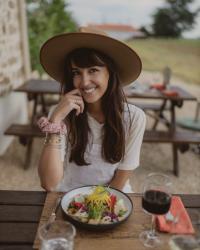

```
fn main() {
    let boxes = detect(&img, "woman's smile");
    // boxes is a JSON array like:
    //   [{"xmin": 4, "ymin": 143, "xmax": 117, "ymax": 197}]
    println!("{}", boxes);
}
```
[{"xmin": 82, "ymin": 85, "xmax": 97, "ymax": 94}]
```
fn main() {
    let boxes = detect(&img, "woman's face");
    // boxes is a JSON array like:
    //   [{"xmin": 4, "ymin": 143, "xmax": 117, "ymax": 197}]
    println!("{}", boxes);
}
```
[{"xmin": 71, "ymin": 62, "xmax": 109, "ymax": 105}]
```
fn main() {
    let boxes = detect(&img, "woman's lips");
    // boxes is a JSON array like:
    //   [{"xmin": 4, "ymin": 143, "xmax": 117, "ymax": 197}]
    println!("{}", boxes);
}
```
[{"xmin": 82, "ymin": 86, "xmax": 97, "ymax": 94}]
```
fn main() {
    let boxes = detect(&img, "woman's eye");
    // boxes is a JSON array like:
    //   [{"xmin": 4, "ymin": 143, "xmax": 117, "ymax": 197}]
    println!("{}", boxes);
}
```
[
  {"xmin": 89, "ymin": 68, "xmax": 98, "ymax": 73},
  {"xmin": 72, "ymin": 71, "xmax": 79, "ymax": 76}
]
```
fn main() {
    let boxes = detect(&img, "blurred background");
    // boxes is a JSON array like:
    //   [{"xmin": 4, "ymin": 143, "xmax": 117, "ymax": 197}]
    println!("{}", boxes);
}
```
[
  {"xmin": 26, "ymin": 0, "xmax": 200, "ymax": 83},
  {"xmin": 0, "ymin": 0, "xmax": 199, "ymax": 192}
]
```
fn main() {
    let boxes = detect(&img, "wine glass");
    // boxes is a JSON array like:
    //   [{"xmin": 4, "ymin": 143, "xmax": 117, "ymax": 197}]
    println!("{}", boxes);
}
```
[{"xmin": 139, "ymin": 173, "xmax": 172, "ymax": 248}]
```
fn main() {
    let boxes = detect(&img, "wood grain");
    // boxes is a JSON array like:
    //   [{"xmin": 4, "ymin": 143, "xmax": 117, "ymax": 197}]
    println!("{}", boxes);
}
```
[
  {"xmin": 1, "ymin": 191, "xmax": 198, "ymax": 250},
  {"xmin": 0, "ymin": 190, "xmax": 46, "ymax": 205},
  {"xmin": 33, "ymin": 193, "xmax": 175, "ymax": 250}
]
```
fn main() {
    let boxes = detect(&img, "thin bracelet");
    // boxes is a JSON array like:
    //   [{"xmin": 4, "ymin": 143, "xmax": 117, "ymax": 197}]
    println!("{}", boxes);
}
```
[
  {"xmin": 44, "ymin": 144, "xmax": 62, "ymax": 149},
  {"xmin": 44, "ymin": 134, "xmax": 62, "ymax": 144}
]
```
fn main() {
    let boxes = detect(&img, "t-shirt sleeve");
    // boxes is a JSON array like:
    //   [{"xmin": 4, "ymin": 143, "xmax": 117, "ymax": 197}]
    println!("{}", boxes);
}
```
[
  {"xmin": 117, "ymin": 106, "xmax": 146, "ymax": 171},
  {"xmin": 47, "ymin": 105, "xmax": 66, "ymax": 162}
]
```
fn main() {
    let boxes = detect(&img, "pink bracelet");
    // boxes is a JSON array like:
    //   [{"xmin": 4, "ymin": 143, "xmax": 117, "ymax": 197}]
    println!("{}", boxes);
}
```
[{"xmin": 37, "ymin": 117, "xmax": 67, "ymax": 135}]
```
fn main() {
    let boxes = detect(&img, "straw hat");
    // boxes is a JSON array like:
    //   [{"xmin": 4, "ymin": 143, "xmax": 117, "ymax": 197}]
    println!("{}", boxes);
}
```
[{"xmin": 40, "ymin": 27, "xmax": 142, "ymax": 85}]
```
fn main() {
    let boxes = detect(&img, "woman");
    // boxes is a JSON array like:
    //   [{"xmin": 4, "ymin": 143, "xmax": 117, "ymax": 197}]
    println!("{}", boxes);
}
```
[{"xmin": 38, "ymin": 27, "xmax": 146, "ymax": 193}]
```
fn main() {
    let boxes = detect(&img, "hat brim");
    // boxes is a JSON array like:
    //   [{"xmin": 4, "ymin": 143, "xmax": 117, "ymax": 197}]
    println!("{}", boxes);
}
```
[{"xmin": 40, "ymin": 32, "xmax": 142, "ymax": 85}]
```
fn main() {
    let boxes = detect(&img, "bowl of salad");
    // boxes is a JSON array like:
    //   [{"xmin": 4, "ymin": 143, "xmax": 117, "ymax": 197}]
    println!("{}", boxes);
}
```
[{"xmin": 61, "ymin": 185, "xmax": 133, "ymax": 230}]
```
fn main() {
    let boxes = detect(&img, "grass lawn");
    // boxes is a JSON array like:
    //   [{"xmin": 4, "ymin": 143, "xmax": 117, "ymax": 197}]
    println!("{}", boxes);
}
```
[{"xmin": 127, "ymin": 39, "xmax": 200, "ymax": 85}]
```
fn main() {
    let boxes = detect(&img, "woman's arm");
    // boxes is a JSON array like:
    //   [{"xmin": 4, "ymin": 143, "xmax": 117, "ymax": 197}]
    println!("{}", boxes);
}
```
[
  {"xmin": 109, "ymin": 169, "xmax": 133, "ymax": 191},
  {"xmin": 38, "ymin": 89, "xmax": 84, "ymax": 191},
  {"xmin": 38, "ymin": 134, "xmax": 64, "ymax": 191}
]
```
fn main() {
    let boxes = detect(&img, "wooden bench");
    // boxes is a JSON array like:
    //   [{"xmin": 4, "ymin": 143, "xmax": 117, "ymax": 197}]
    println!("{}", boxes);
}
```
[
  {"xmin": 144, "ymin": 130, "xmax": 200, "ymax": 144},
  {"xmin": 143, "ymin": 130, "xmax": 200, "ymax": 176},
  {"xmin": 5, "ymin": 124, "xmax": 44, "ymax": 138},
  {"xmin": 4, "ymin": 124, "xmax": 200, "ymax": 174},
  {"xmin": 4, "ymin": 124, "xmax": 44, "ymax": 169}
]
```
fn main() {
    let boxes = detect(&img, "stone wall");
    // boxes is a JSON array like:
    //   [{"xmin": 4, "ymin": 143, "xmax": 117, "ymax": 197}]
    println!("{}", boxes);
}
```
[
  {"xmin": 0, "ymin": 0, "xmax": 30, "ymax": 155},
  {"xmin": 0, "ymin": 0, "xmax": 30, "ymax": 96}
]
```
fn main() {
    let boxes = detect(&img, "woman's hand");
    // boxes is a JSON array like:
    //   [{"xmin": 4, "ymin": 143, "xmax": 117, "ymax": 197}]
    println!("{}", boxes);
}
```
[
  {"xmin": 50, "ymin": 89, "xmax": 84, "ymax": 123},
  {"xmin": 109, "ymin": 170, "xmax": 133, "ymax": 191}
]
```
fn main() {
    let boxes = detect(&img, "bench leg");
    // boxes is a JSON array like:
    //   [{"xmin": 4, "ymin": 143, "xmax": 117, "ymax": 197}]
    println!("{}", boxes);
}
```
[
  {"xmin": 151, "ymin": 112, "xmax": 170, "ymax": 130},
  {"xmin": 172, "ymin": 144, "xmax": 179, "ymax": 176},
  {"xmin": 24, "ymin": 139, "xmax": 33, "ymax": 169}
]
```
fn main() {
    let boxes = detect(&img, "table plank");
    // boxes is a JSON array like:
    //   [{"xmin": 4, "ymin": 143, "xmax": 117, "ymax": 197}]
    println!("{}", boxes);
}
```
[
  {"xmin": 178, "ymin": 194, "xmax": 200, "ymax": 208},
  {"xmin": 14, "ymin": 79, "xmax": 60, "ymax": 94},
  {"xmin": 0, "ymin": 223, "xmax": 38, "ymax": 244},
  {"xmin": 126, "ymin": 85, "xmax": 196, "ymax": 101},
  {"xmin": 187, "ymin": 209, "xmax": 200, "ymax": 235},
  {"xmin": 0, "ymin": 246, "xmax": 33, "ymax": 250},
  {"xmin": 0, "ymin": 191, "xmax": 46, "ymax": 205},
  {"xmin": 75, "ymin": 237, "xmax": 171, "ymax": 250},
  {"xmin": 0, "ymin": 205, "xmax": 43, "ymax": 222}
]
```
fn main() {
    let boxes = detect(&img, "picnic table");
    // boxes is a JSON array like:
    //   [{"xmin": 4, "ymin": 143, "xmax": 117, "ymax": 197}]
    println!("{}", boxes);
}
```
[
  {"xmin": 4, "ymin": 79, "xmax": 200, "ymax": 175},
  {"xmin": 15, "ymin": 79, "xmax": 60, "ymax": 123},
  {"xmin": 0, "ymin": 190, "xmax": 199, "ymax": 250},
  {"xmin": 125, "ymin": 84, "xmax": 200, "ymax": 176}
]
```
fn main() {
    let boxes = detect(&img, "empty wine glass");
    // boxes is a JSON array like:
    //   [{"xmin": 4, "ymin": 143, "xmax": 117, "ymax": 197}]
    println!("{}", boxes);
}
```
[
  {"xmin": 169, "ymin": 235, "xmax": 200, "ymax": 250},
  {"xmin": 139, "ymin": 173, "xmax": 172, "ymax": 248}
]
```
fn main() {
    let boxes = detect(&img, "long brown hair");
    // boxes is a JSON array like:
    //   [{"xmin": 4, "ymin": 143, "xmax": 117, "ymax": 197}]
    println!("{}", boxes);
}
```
[{"xmin": 61, "ymin": 48, "xmax": 129, "ymax": 165}]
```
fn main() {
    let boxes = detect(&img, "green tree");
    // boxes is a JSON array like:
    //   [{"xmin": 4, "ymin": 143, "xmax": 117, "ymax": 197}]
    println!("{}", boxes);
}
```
[
  {"xmin": 152, "ymin": 0, "xmax": 199, "ymax": 37},
  {"xmin": 26, "ymin": 0, "xmax": 77, "ymax": 74}
]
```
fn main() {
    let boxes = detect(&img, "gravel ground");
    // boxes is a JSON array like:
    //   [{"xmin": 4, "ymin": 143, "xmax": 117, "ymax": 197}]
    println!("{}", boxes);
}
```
[{"xmin": 0, "ymin": 71, "xmax": 199, "ymax": 193}]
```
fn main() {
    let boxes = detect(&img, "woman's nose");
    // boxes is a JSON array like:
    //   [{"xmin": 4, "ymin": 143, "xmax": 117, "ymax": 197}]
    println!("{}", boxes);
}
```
[{"xmin": 80, "ymin": 72, "xmax": 90, "ymax": 87}]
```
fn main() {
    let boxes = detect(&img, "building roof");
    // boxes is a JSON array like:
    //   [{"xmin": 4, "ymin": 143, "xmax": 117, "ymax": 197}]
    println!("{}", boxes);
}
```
[{"xmin": 88, "ymin": 23, "xmax": 139, "ymax": 32}]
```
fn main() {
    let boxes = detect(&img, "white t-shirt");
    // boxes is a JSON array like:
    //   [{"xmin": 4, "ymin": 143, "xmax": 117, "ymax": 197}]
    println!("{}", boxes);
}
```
[{"xmin": 50, "ymin": 103, "xmax": 146, "ymax": 193}]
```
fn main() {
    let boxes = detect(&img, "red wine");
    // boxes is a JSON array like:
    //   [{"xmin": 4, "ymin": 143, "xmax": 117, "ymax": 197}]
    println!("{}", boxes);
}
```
[{"xmin": 142, "ymin": 190, "xmax": 171, "ymax": 215}]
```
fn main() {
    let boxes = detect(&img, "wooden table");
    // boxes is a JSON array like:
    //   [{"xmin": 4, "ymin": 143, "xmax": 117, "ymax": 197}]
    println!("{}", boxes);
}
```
[
  {"xmin": 125, "ymin": 85, "xmax": 196, "ymax": 131},
  {"xmin": 4, "ymin": 80, "xmax": 60, "ymax": 168},
  {"xmin": 15, "ymin": 80, "xmax": 196, "ymax": 134},
  {"xmin": 15, "ymin": 79, "xmax": 60, "ymax": 123},
  {"xmin": 0, "ymin": 191, "xmax": 199, "ymax": 250},
  {"xmin": 17, "ymin": 81, "xmax": 196, "ymax": 119},
  {"xmin": 15, "ymin": 80, "xmax": 197, "ymax": 134},
  {"xmin": 125, "ymin": 85, "xmax": 199, "ymax": 176}
]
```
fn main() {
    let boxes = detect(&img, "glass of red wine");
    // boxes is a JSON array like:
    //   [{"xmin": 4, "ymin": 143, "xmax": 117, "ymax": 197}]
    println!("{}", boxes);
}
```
[{"xmin": 139, "ymin": 173, "xmax": 172, "ymax": 248}]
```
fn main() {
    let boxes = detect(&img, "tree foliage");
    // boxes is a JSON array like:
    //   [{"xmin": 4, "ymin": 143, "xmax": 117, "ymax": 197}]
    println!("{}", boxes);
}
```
[
  {"xmin": 26, "ymin": 0, "xmax": 77, "ymax": 74},
  {"xmin": 152, "ymin": 0, "xmax": 200, "ymax": 37}
]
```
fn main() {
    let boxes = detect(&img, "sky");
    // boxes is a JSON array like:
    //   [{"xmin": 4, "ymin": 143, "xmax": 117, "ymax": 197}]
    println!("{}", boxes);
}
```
[{"xmin": 68, "ymin": 0, "xmax": 200, "ymax": 38}]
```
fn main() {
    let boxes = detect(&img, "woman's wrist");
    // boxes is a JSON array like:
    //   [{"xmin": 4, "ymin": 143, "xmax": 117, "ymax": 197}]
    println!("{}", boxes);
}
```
[{"xmin": 49, "ymin": 114, "xmax": 63, "ymax": 123}]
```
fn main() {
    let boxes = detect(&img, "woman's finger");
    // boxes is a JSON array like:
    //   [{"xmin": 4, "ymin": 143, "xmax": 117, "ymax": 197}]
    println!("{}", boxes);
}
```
[
  {"xmin": 72, "ymin": 98, "xmax": 84, "ymax": 113},
  {"xmin": 71, "ymin": 103, "xmax": 81, "ymax": 116},
  {"xmin": 65, "ymin": 88, "xmax": 82, "ymax": 96},
  {"xmin": 63, "ymin": 92, "xmax": 84, "ymax": 103}
]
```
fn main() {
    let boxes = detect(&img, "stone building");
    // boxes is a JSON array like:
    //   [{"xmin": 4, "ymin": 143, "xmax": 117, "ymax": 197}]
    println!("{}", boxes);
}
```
[{"xmin": 0, "ymin": 0, "xmax": 30, "ymax": 154}]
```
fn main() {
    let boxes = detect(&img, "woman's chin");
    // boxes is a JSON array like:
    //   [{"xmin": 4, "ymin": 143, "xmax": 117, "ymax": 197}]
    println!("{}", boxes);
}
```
[{"xmin": 83, "ymin": 94, "xmax": 101, "ymax": 104}]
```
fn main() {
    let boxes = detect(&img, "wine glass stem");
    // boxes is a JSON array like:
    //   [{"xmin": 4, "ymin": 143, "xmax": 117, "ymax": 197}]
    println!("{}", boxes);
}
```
[{"xmin": 150, "ymin": 215, "xmax": 156, "ymax": 237}]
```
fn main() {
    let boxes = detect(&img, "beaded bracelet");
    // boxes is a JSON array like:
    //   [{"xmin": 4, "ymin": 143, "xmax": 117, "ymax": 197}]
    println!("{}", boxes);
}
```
[{"xmin": 37, "ymin": 116, "xmax": 67, "ymax": 135}]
